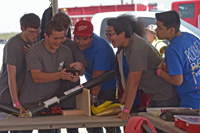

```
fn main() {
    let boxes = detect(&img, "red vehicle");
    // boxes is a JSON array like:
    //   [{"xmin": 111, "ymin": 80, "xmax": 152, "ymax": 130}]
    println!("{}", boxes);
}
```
[
  {"xmin": 172, "ymin": 0, "xmax": 200, "ymax": 29},
  {"xmin": 59, "ymin": 3, "xmax": 155, "ymax": 26}
]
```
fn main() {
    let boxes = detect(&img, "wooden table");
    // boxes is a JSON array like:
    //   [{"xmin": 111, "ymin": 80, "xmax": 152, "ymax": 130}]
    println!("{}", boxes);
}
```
[
  {"xmin": 138, "ymin": 112, "xmax": 187, "ymax": 133},
  {"xmin": 0, "ymin": 112, "xmax": 136, "ymax": 131}
]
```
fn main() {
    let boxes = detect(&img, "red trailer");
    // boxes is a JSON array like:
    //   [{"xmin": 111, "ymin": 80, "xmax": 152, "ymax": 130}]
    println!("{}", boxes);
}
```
[
  {"xmin": 172, "ymin": 0, "xmax": 200, "ymax": 29},
  {"xmin": 59, "ymin": 4, "xmax": 155, "ymax": 26}
]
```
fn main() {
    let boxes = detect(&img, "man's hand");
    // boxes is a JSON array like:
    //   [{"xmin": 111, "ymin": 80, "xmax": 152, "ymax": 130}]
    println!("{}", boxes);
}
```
[
  {"xmin": 23, "ymin": 44, "xmax": 31, "ymax": 54},
  {"xmin": 15, "ymin": 105, "xmax": 26, "ymax": 114},
  {"xmin": 60, "ymin": 68, "xmax": 73, "ymax": 80},
  {"xmin": 69, "ymin": 72, "xmax": 79, "ymax": 82},
  {"xmin": 70, "ymin": 62, "xmax": 83, "ymax": 71},
  {"xmin": 117, "ymin": 111, "xmax": 130, "ymax": 120}
]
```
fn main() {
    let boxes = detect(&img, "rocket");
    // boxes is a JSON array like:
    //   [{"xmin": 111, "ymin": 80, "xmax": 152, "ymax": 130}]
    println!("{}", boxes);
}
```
[
  {"xmin": 0, "ymin": 70, "xmax": 116, "ymax": 117},
  {"xmin": 0, "ymin": 103, "xmax": 20, "ymax": 116},
  {"xmin": 96, "ymin": 105, "xmax": 124, "ymax": 116}
]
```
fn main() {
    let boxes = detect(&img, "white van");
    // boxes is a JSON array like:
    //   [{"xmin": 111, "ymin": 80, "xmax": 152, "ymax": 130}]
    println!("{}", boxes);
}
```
[{"xmin": 91, "ymin": 11, "xmax": 200, "ymax": 42}]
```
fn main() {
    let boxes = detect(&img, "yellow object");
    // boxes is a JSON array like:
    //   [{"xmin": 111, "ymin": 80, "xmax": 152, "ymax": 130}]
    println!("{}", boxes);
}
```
[
  {"xmin": 115, "ymin": 93, "xmax": 118, "ymax": 99},
  {"xmin": 4, "ymin": 112, "xmax": 30, "ymax": 123},
  {"xmin": 91, "ymin": 101, "xmax": 121, "ymax": 115},
  {"xmin": 95, "ymin": 101, "xmax": 113, "ymax": 109},
  {"xmin": 96, "ymin": 106, "xmax": 122, "ymax": 116},
  {"xmin": 115, "ymin": 77, "xmax": 119, "ymax": 99},
  {"xmin": 150, "ymin": 111, "xmax": 162, "ymax": 117}
]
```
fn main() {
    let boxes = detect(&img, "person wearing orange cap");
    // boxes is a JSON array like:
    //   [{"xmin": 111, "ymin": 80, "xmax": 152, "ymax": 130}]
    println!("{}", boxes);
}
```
[{"xmin": 73, "ymin": 20, "xmax": 121, "ymax": 133}]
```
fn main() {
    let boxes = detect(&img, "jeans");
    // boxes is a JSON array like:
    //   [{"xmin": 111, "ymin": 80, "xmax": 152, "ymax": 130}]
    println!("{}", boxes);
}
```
[
  {"xmin": 148, "ymin": 94, "xmax": 180, "ymax": 133},
  {"xmin": 87, "ymin": 127, "xmax": 103, "ymax": 133},
  {"xmin": 66, "ymin": 128, "xmax": 78, "ymax": 133},
  {"xmin": 87, "ymin": 127, "xmax": 121, "ymax": 133},
  {"xmin": 148, "ymin": 94, "xmax": 180, "ymax": 107},
  {"xmin": 0, "ymin": 131, "xmax": 18, "ymax": 133},
  {"xmin": 19, "ymin": 129, "xmax": 57, "ymax": 133},
  {"xmin": 57, "ymin": 107, "xmax": 79, "ymax": 133}
]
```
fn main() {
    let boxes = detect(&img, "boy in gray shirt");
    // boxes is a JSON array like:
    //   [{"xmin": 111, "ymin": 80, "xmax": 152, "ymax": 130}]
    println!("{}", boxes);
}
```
[
  {"xmin": 19, "ymin": 21, "xmax": 79, "ymax": 133},
  {"xmin": 0, "ymin": 13, "xmax": 40, "ymax": 116},
  {"xmin": 19, "ymin": 20, "xmax": 79, "ymax": 110}
]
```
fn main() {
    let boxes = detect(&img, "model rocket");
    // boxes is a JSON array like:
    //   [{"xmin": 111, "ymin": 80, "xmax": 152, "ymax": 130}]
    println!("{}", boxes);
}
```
[
  {"xmin": 0, "ymin": 70, "xmax": 116, "ymax": 117},
  {"xmin": 0, "ymin": 103, "xmax": 20, "ymax": 116}
]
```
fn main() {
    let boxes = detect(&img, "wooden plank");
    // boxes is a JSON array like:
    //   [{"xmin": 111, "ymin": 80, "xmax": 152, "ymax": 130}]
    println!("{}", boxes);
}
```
[
  {"xmin": 62, "ymin": 110, "xmax": 84, "ymax": 116},
  {"xmin": 76, "ymin": 88, "xmax": 91, "ymax": 116}
]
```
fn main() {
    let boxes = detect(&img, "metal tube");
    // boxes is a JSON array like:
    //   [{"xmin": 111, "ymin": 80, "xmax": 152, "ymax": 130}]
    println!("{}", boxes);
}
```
[{"xmin": 0, "ymin": 103, "xmax": 20, "ymax": 116}]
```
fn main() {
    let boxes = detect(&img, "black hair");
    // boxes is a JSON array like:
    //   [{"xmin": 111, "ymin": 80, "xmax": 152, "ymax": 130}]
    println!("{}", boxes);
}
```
[
  {"xmin": 20, "ymin": 13, "xmax": 40, "ymax": 29},
  {"xmin": 107, "ymin": 14, "xmax": 145, "ymax": 38},
  {"xmin": 155, "ymin": 10, "xmax": 180, "ymax": 33},
  {"xmin": 45, "ymin": 20, "xmax": 64, "ymax": 37}
]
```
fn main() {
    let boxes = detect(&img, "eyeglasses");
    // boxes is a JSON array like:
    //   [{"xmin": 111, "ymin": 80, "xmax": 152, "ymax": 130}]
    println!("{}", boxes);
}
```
[
  {"xmin": 106, "ymin": 32, "xmax": 117, "ymax": 37},
  {"xmin": 27, "ymin": 29, "xmax": 41, "ymax": 35}
]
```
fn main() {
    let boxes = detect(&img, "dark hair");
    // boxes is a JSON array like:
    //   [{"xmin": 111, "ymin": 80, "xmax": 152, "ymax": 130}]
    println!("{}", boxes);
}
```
[
  {"xmin": 155, "ymin": 10, "xmax": 180, "ymax": 33},
  {"xmin": 107, "ymin": 14, "xmax": 145, "ymax": 38},
  {"xmin": 45, "ymin": 20, "xmax": 64, "ymax": 37},
  {"xmin": 20, "ymin": 13, "xmax": 40, "ymax": 29},
  {"xmin": 52, "ymin": 12, "xmax": 72, "ymax": 29},
  {"xmin": 74, "ymin": 33, "xmax": 94, "ymax": 39}
]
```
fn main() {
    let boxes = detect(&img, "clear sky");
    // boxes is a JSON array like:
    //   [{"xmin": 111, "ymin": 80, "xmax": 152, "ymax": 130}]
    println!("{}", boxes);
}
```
[{"xmin": 0, "ymin": 0, "xmax": 189, "ymax": 33}]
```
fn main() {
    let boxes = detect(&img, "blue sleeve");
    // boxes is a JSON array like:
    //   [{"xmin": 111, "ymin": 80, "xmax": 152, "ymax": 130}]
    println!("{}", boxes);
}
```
[
  {"xmin": 93, "ymin": 45, "xmax": 111, "ymax": 71},
  {"xmin": 165, "ymin": 47, "xmax": 183, "ymax": 75}
]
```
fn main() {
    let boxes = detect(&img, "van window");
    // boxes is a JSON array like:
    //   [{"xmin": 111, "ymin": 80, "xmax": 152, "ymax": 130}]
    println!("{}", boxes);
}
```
[
  {"xmin": 100, "ymin": 17, "xmax": 156, "ymax": 41},
  {"xmin": 179, "ymin": 3, "xmax": 194, "ymax": 18}
]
